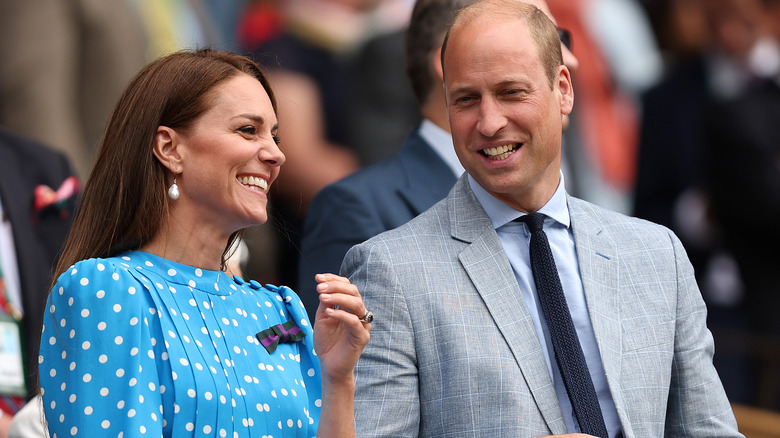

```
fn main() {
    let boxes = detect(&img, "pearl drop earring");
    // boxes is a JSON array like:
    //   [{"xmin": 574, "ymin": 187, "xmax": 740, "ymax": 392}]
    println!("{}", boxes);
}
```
[{"xmin": 168, "ymin": 174, "xmax": 180, "ymax": 200}]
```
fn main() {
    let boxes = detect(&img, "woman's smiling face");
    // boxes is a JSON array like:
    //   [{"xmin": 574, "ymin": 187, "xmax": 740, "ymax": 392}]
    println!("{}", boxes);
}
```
[{"xmin": 172, "ymin": 73, "xmax": 286, "ymax": 233}]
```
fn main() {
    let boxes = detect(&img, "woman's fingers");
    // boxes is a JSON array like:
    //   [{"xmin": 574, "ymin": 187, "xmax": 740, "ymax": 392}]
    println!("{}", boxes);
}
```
[
  {"xmin": 324, "ymin": 306, "xmax": 372, "ymax": 333},
  {"xmin": 316, "ymin": 273, "xmax": 358, "ymax": 293},
  {"xmin": 319, "ymin": 292, "xmax": 365, "ymax": 314},
  {"xmin": 316, "ymin": 273, "xmax": 366, "ymax": 311},
  {"xmin": 315, "ymin": 273, "xmax": 372, "ymax": 330}
]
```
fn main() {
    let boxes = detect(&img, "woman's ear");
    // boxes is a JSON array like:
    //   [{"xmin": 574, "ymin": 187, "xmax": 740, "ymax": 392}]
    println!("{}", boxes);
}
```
[{"xmin": 153, "ymin": 126, "xmax": 183, "ymax": 174}]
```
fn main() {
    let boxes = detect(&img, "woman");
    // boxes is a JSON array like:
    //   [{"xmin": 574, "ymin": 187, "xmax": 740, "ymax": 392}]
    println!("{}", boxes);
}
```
[{"xmin": 37, "ymin": 49, "xmax": 370, "ymax": 437}]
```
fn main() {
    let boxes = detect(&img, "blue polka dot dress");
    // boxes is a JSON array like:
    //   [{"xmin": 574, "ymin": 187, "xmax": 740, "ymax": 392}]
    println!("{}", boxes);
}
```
[{"xmin": 39, "ymin": 251, "xmax": 322, "ymax": 438}]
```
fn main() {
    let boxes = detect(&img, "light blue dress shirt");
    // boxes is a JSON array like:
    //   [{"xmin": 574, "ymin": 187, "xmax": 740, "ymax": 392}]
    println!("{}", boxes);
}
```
[
  {"xmin": 418, "ymin": 119, "xmax": 464, "ymax": 178},
  {"xmin": 469, "ymin": 173, "xmax": 622, "ymax": 437}
]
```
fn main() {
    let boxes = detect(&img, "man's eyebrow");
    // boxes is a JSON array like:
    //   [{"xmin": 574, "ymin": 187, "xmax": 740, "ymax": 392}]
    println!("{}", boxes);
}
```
[
  {"xmin": 448, "ymin": 85, "xmax": 474, "ymax": 96},
  {"xmin": 449, "ymin": 79, "xmax": 527, "ymax": 94}
]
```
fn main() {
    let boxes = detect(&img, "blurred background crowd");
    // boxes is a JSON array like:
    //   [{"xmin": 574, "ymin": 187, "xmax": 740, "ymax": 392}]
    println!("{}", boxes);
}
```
[{"xmin": 1, "ymin": 0, "xmax": 779, "ymax": 415}]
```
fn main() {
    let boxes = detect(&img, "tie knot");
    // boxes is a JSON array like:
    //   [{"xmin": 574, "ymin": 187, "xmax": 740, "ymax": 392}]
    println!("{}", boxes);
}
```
[{"xmin": 516, "ymin": 212, "xmax": 545, "ymax": 233}]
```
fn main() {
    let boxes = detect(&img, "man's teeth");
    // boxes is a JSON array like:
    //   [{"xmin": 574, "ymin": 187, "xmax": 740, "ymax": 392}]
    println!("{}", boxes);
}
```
[
  {"xmin": 483, "ymin": 144, "xmax": 519, "ymax": 160},
  {"xmin": 238, "ymin": 176, "xmax": 268, "ymax": 192}
]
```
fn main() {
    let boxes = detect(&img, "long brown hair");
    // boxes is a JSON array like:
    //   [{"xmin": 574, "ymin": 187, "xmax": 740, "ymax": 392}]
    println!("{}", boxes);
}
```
[{"xmin": 52, "ymin": 49, "xmax": 276, "ymax": 286}]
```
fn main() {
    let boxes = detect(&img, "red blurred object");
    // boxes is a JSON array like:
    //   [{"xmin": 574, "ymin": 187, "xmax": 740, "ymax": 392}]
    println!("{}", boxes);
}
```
[{"xmin": 237, "ymin": 3, "xmax": 284, "ymax": 49}]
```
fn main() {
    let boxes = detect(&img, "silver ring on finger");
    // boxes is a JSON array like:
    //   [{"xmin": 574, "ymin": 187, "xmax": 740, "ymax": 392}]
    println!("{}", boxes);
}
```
[{"xmin": 358, "ymin": 310, "xmax": 374, "ymax": 324}]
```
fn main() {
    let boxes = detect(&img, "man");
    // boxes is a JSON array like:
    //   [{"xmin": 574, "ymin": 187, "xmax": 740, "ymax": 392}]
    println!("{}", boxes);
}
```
[
  {"xmin": 298, "ymin": 0, "xmax": 578, "ymax": 322},
  {"xmin": 0, "ymin": 127, "xmax": 78, "ymax": 437},
  {"xmin": 343, "ymin": 0, "xmax": 741, "ymax": 436}
]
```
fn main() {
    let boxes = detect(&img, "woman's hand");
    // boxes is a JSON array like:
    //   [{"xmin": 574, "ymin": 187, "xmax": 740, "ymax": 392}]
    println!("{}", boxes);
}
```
[{"xmin": 313, "ymin": 273, "xmax": 371, "ymax": 383}]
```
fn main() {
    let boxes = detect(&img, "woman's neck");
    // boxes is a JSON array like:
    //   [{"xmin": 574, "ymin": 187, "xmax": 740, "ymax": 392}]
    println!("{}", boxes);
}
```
[{"xmin": 140, "ymin": 221, "xmax": 230, "ymax": 271}]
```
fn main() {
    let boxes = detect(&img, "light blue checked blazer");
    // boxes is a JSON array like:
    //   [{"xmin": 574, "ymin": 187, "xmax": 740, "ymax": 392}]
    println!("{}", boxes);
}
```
[{"xmin": 343, "ymin": 175, "xmax": 741, "ymax": 438}]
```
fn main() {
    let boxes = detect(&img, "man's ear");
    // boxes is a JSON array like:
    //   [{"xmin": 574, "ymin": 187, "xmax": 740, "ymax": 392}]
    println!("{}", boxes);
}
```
[
  {"xmin": 153, "ymin": 126, "xmax": 183, "ymax": 174},
  {"xmin": 557, "ymin": 65, "xmax": 574, "ymax": 115}
]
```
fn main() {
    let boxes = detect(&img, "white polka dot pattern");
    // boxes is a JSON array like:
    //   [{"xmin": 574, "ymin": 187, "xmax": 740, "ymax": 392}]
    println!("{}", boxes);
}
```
[{"xmin": 39, "ymin": 251, "xmax": 322, "ymax": 437}]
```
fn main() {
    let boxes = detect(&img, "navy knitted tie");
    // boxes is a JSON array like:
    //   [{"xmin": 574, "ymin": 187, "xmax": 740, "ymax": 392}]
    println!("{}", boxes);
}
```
[{"xmin": 516, "ymin": 213, "xmax": 608, "ymax": 437}]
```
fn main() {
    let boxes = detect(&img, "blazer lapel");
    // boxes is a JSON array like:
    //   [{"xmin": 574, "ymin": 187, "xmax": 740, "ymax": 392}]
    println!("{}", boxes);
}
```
[
  {"xmin": 450, "ymin": 177, "xmax": 567, "ymax": 434},
  {"xmin": 396, "ymin": 130, "xmax": 459, "ymax": 215},
  {"xmin": 568, "ymin": 197, "xmax": 632, "ymax": 433}
]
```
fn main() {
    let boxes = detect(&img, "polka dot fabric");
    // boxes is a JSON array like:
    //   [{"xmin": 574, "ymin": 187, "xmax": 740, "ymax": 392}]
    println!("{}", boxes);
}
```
[{"xmin": 39, "ymin": 251, "xmax": 322, "ymax": 438}]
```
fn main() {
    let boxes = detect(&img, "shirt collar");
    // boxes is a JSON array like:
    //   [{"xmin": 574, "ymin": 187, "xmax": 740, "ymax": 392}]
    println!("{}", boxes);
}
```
[
  {"xmin": 468, "ymin": 170, "xmax": 570, "ymax": 230},
  {"xmin": 419, "ymin": 119, "xmax": 464, "ymax": 178}
]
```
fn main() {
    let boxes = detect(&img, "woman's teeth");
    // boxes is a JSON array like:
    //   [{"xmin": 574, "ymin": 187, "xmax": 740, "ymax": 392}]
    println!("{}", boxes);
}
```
[{"xmin": 238, "ymin": 176, "xmax": 268, "ymax": 192}]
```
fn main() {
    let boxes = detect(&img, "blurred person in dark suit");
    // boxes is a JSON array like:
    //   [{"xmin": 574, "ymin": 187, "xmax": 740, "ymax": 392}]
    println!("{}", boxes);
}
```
[
  {"xmin": 0, "ymin": 127, "xmax": 78, "ymax": 437},
  {"xmin": 347, "ymin": 27, "xmax": 422, "ymax": 165},
  {"xmin": 705, "ymin": 0, "xmax": 780, "ymax": 409},
  {"xmin": 707, "ymin": 75, "xmax": 780, "ymax": 409},
  {"xmin": 635, "ymin": 0, "xmax": 771, "ymax": 294}
]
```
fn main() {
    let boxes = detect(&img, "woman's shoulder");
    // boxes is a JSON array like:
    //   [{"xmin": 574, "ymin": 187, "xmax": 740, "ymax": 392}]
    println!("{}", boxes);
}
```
[
  {"xmin": 70, "ymin": 254, "xmax": 130, "ymax": 270},
  {"xmin": 56, "ymin": 254, "xmax": 135, "ymax": 282},
  {"xmin": 51, "ymin": 253, "xmax": 152, "ymax": 303}
]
